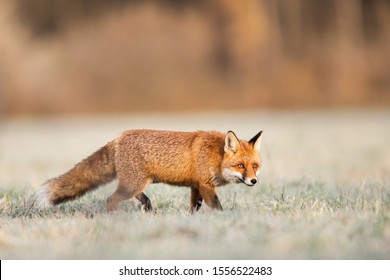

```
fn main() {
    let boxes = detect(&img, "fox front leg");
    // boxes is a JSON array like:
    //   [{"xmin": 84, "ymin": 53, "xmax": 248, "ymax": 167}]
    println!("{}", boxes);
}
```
[
  {"xmin": 198, "ymin": 184, "xmax": 223, "ymax": 211},
  {"xmin": 190, "ymin": 187, "xmax": 203, "ymax": 214}
]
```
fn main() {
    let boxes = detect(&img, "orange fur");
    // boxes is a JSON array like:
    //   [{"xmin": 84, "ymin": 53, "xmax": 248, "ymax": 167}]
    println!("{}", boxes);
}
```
[{"xmin": 36, "ymin": 129, "xmax": 263, "ymax": 213}]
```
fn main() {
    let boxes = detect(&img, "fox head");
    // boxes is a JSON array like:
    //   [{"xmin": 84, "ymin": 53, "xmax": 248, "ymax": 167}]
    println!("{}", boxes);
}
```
[{"xmin": 222, "ymin": 130, "xmax": 263, "ymax": 187}]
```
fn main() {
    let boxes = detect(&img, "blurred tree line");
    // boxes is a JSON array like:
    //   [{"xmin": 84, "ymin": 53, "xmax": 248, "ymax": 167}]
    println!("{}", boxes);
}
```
[
  {"xmin": 1, "ymin": 0, "xmax": 389, "ymax": 116},
  {"xmin": 15, "ymin": 0, "xmax": 389, "ymax": 41}
]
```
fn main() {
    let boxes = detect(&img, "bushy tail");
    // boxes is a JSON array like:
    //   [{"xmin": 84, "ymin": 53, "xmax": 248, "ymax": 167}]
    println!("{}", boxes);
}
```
[{"xmin": 36, "ymin": 142, "xmax": 116, "ymax": 208}]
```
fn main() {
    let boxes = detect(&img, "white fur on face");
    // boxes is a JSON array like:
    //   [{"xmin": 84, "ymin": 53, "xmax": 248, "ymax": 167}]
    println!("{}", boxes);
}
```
[
  {"xmin": 222, "ymin": 168, "xmax": 243, "ymax": 184},
  {"xmin": 222, "ymin": 168, "xmax": 258, "ymax": 186},
  {"xmin": 35, "ymin": 184, "xmax": 53, "ymax": 209}
]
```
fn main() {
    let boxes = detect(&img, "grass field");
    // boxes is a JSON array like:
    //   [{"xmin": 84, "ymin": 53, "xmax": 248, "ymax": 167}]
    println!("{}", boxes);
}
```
[{"xmin": 0, "ymin": 111, "xmax": 389, "ymax": 259}]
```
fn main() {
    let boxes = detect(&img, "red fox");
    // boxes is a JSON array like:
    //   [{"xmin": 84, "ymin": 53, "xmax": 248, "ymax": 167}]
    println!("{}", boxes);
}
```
[{"xmin": 36, "ymin": 129, "xmax": 263, "ymax": 213}]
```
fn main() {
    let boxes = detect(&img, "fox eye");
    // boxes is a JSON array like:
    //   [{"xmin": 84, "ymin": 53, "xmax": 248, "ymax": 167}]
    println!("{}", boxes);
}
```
[
  {"xmin": 253, "ymin": 164, "xmax": 259, "ymax": 169},
  {"xmin": 237, "ymin": 163, "xmax": 245, "ymax": 168}
]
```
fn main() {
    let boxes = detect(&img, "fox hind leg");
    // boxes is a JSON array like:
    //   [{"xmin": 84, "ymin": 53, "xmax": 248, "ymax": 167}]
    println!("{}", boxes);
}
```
[
  {"xmin": 136, "ymin": 192, "xmax": 152, "ymax": 212},
  {"xmin": 107, "ymin": 178, "xmax": 151, "ymax": 212},
  {"xmin": 106, "ymin": 187, "xmax": 135, "ymax": 212}
]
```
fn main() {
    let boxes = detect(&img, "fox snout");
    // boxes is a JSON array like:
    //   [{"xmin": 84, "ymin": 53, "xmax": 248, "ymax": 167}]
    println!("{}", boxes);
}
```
[
  {"xmin": 222, "ymin": 168, "xmax": 259, "ymax": 187},
  {"xmin": 236, "ymin": 172, "xmax": 259, "ymax": 187},
  {"xmin": 242, "ymin": 176, "xmax": 258, "ymax": 187},
  {"xmin": 249, "ymin": 178, "xmax": 258, "ymax": 185}
]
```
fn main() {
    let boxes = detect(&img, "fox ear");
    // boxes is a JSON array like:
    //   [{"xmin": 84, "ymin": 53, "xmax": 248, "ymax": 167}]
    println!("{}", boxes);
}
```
[
  {"xmin": 225, "ymin": 131, "xmax": 240, "ymax": 154},
  {"xmin": 249, "ymin": 130, "xmax": 263, "ymax": 153}
]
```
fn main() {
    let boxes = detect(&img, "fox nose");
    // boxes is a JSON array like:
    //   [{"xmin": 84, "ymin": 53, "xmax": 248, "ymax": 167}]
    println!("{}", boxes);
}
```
[{"xmin": 250, "ymin": 179, "xmax": 257, "ymax": 185}]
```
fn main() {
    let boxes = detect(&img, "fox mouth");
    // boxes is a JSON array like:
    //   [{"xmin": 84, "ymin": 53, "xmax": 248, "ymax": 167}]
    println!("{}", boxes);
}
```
[
  {"xmin": 222, "ymin": 168, "xmax": 257, "ymax": 187},
  {"xmin": 239, "ymin": 178, "xmax": 255, "ymax": 187}
]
